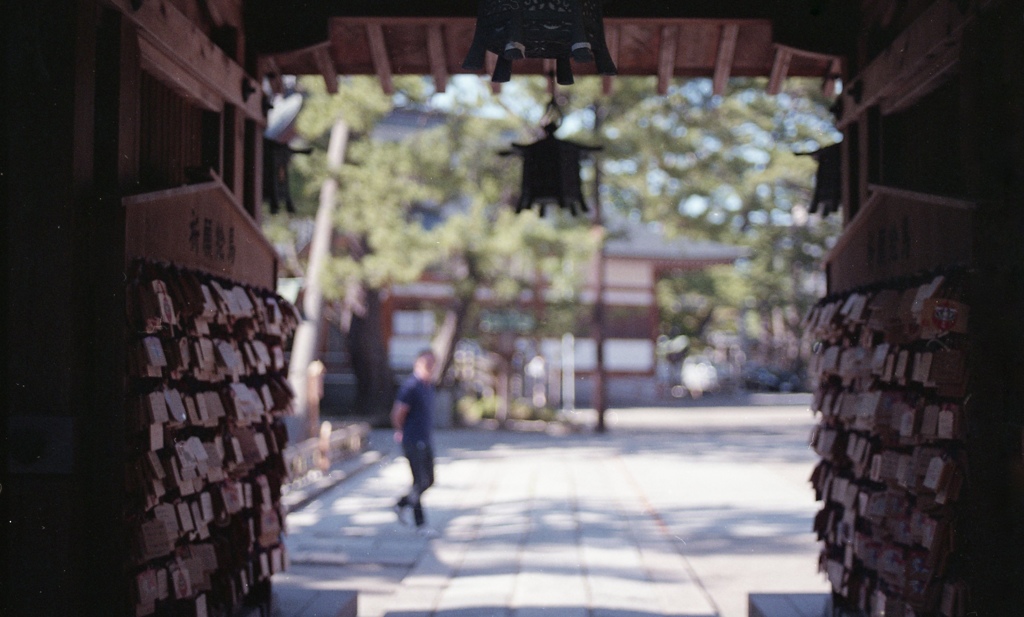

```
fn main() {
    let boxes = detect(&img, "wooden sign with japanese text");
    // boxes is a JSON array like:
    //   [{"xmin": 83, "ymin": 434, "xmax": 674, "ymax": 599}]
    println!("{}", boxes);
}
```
[
  {"xmin": 825, "ymin": 186, "xmax": 973, "ymax": 294},
  {"xmin": 125, "ymin": 181, "xmax": 277, "ymax": 289}
]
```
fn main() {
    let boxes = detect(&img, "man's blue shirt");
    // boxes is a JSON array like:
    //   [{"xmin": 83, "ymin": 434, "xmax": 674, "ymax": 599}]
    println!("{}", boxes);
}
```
[{"xmin": 397, "ymin": 374, "xmax": 434, "ymax": 445}]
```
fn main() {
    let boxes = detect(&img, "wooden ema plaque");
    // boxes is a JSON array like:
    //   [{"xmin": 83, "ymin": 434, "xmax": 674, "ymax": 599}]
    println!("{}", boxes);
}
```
[
  {"xmin": 125, "ymin": 180, "xmax": 277, "ymax": 290},
  {"xmin": 825, "ymin": 185, "xmax": 974, "ymax": 294}
]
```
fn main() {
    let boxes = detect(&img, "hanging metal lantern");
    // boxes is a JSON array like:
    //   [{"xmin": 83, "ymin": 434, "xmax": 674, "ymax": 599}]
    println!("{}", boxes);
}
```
[
  {"xmin": 263, "ymin": 92, "xmax": 311, "ymax": 214},
  {"xmin": 462, "ymin": 0, "xmax": 617, "ymax": 85},
  {"xmin": 502, "ymin": 98, "xmax": 601, "ymax": 217}
]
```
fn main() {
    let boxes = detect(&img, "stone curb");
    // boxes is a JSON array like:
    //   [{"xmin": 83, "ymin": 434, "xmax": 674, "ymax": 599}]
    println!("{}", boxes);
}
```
[{"xmin": 281, "ymin": 449, "xmax": 392, "ymax": 514}]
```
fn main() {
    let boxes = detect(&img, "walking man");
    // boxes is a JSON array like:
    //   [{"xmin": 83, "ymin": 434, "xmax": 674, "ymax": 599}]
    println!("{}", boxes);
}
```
[{"xmin": 391, "ymin": 349, "xmax": 439, "ymax": 537}]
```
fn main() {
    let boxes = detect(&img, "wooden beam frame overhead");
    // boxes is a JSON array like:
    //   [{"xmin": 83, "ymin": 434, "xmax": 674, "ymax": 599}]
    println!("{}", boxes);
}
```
[
  {"xmin": 766, "ymin": 46, "xmax": 792, "ymax": 95},
  {"xmin": 426, "ymin": 24, "xmax": 448, "ymax": 93},
  {"xmin": 712, "ymin": 23, "xmax": 739, "ymax": 95},
  {"xmin": 311, "ymin": 43, "xmax": 339, "ymax": 94},
  {"xmin": 657, "ymin": 25, "xmax": 679, "ymax": 95},
  {"xmin": 365, "ymin": 23, "xmax": 394, "ymax": 94},
  {"xmin": 262, "ymin": 56, "xmax": 285, "ymax": 94},
  {"xmin": 259, "ymin": 15, "xmax": 839, "ymax": 98}
]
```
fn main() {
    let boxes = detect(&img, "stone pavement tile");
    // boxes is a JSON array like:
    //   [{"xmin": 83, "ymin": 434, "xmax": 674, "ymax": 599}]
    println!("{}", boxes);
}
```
[
  {"xmin": 383, "ymin": 585, "xmax": 444, "ymax": 612},
  {"xmin": 284, "ymin": 413, "xmax": 826, "ymax": 617},
  {"xmin": 634, "ymin": 549, "xmax": 711, "ymax": 610},
  {"xmin": 511, "ymin": 572, "xmax": 588, "ymax": 607},
  {"xmin": 457, "ymin": 550, "xmax": 519, "ymax": 577},
  {"xmin": 586, "ymin": 574, "xmax": 663, "ymax": 614},
  {"xmin": 748, "ymin": 592, "xmax": 831, "ymax": 617},
  {"xmin": 403, "ymin": 550, "xmax": 454, "ymax": 583},
  {"xmin": 436, "ymin": 574, "xmax": 516, "ymax": 610},
  {"xmin": 513, "ymin": 606, "xmax": 587, "ymax": 617}
]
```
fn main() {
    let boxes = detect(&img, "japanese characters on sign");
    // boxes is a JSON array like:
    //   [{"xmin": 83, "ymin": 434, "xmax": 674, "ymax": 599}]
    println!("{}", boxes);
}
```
[{"xmin": 189, "ymin": 210, "xmax": 237, "ymax": 265}]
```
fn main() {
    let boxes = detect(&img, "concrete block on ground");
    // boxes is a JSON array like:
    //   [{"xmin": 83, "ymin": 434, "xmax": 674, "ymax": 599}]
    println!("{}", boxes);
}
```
[{"xmin": 748, "ymin": 593, "xmax": 831, "ymax": 617}]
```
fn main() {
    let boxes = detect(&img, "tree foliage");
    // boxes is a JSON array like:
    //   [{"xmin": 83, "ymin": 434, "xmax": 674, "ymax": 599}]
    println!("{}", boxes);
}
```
[
  {"xmin": 270, "ymin": 72, "xmax": 843, "ymax": 405},
  {"xmin": 524, "ymin": 76, "xmax": 842, "ymax": 367}
]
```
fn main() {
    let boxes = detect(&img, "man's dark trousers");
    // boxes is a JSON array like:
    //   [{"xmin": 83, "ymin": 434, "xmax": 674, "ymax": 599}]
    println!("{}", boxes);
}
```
[{"xmin": 398, "ymin": 440, "xmax": 434, "ymax": 526}]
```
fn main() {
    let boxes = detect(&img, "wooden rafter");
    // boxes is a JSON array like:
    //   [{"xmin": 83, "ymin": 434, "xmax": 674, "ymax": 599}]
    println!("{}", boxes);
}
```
[
  {"xmin": 657, "ymin": 25, "xmax": 679, "ymax": 96},
  {"xmin": 311, "ymin": 44, "xmax": 339, "ymax": 94},
  {"xmin": 602, "ymin": 24, "xmax": 620, "ymax": 96},
  {"xmin": 712, "ymin": 23, "xmax": 739, "ymax": 95},
  {"xmin": 766, "ymin": 46, "xmax": 792, "ymax": 95},
  {"xmin": 262, "ymin": 57, "xmax": 284, "ymax": 95},
  {"xmin": 426, "ymin": 24, "xmax": 448, "ymax": 93},
  {"xmin": 366, "ymin": 23, "xmax": 394, "ymax": 94}
]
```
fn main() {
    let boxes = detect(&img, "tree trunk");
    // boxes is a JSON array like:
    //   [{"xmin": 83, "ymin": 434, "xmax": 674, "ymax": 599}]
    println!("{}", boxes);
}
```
[
  {"xmin": 433, "ymin": 295, "xmax": 474, "ymax": 386},
  {"xmin": 346, "ymin": 286, "xmax": 395, "ymax": 421}
]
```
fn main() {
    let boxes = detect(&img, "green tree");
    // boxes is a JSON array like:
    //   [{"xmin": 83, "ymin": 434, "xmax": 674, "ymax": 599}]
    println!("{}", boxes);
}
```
[
  {"xmin": 276, "ymin": 75, "xmax": 597, "ymax": 416},
  {"xmin": 273, "ymin": 72, "xmax": 840, "ymax": 412},
  {"xmin": 523, "ymin": 76, "xmax": 841, "ymax": 373}
]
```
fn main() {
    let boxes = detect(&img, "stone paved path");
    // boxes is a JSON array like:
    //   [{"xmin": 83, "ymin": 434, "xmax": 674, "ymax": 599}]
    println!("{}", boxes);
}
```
[{"xmin": 277, "ymin": 403, "xmax": 828, "ymax": 617}]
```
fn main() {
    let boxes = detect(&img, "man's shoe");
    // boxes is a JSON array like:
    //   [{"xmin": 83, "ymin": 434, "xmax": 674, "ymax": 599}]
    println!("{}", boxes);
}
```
[
  {"xmin": 393, "ymin": 504, "xmax": 412, "ymax": 526},
  {"xmin": 417, "ymin": 526, "xmax": 440, "ymax": 539}
]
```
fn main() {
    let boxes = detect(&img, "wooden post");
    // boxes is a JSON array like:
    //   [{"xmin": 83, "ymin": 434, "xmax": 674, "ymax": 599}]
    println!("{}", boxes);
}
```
[{"xmin": 286, "ymin": 119, "xmax": 348, "ymax": 441}]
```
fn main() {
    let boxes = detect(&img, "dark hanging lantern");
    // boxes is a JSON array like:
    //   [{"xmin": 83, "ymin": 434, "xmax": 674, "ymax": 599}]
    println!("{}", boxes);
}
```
[
  {"xmin": 462, "ymin": 0, "xmax": 617, "ymax": 85},
  {"xmin": 262, "ymin": 92, "xmax": 311, "ymax": 214},
  {"xmin": 263, "ymin": 140, "xmax": 297, "ymax": 214},
  {"xmin": 803, "ymin": 143, "xmax": 842, "ymax": 216},
  {"xmin": 502, "ymin": 96, "xmax": 601, "ymax": 217}
]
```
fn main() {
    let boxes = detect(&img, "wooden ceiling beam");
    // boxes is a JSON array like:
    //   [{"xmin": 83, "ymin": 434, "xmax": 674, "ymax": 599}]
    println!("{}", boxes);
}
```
[
  {"xmin": 311, "ymin": 44, "xmax": 339, "ymax": 94},
  {"xmin": 657, "ymin": 25, "xmax": 679, "ymax": 95},
  {"xmin": 365, "ymin": 23, "xmax": 395, "ymax": 94},
  {"xmin": 766, "ymin": 46, "xmax": 792, "ymax": 95},
  {"xmin": 602, "ymin": 24, "xmax": 620, "ymax": 96},
  {"xmin": 262, "ymin": 56, "xmax": 284, "ymax": 94},
  {"xmin": 426, "ymin": 24, "xmax": 448, "ymax": 93},
  {"xmin": 712, "ymin": 23, "xmax": 739, "ymax": 95}
]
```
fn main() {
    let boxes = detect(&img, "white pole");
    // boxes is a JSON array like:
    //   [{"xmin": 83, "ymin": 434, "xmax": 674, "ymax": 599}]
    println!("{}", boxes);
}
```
[
  {"xmin": 286, "ymin": 120, "xmax": 348, "ymax": 442},
  {"xmin": 561, "ymin": 333, "xmax": 575, "ymax": 412}
]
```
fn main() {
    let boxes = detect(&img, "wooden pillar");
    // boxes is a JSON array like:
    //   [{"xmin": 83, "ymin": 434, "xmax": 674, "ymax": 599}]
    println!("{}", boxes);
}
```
[{"xmin": 4, "ymin": 0, "xmax": 131, "ymax": 613}]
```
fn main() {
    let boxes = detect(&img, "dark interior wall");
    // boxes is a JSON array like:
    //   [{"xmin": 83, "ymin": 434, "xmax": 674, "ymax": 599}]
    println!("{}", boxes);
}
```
[
  {"xmin": 881, "ymin": 79, "xmax": 963, "ymax": 196},
  {"xmin": 5, "ymin": 2, "xmax": 88, "ymax": 614},
  {"xmin": 4, "ymin": 1, "xmax": 125, "ymax": 614},
  {"xmin": 958, "ymin": 3, "xmax": 1024, "ymax": 614}
]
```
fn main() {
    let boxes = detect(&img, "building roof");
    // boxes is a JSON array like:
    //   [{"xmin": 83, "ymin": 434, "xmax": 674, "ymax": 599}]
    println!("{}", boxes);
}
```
[
  {"xmin": 371, "ymin": 107, "xmax": 450, "ymax": 142},
  {"xmin": 604, "ymin": 215, "xmax": 748, "ymax": 265}
]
